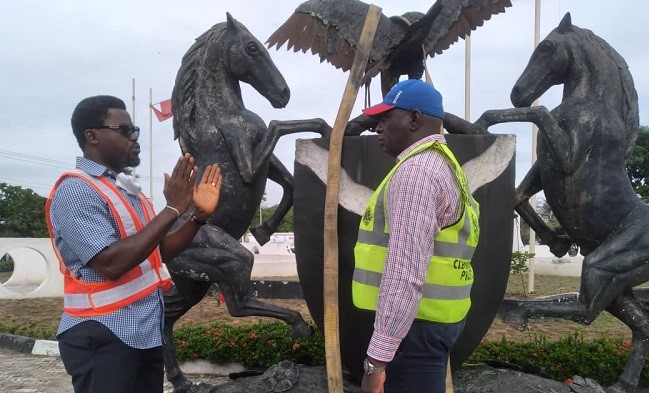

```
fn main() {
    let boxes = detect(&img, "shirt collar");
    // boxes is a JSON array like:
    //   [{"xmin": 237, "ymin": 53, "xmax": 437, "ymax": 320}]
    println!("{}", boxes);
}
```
[
  {"xmin": 396, "ymin": 134, "xmax": 446, "ymax": 162},
  {"xmin": 75, "ymin": 157, "xmax": 118, "ymax": 179}
]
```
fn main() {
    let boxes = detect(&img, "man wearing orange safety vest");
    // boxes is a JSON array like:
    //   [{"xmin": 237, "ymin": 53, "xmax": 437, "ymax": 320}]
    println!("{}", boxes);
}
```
[{"xmin": 47, "ymin": 95, "xmax": 222, "ymax": 393}]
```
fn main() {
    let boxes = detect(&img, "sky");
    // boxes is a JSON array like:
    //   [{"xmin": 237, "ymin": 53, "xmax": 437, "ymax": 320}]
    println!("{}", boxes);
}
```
[{"xmin": 0, "ymin": 0, "xmax": 647, "ymax": 211}]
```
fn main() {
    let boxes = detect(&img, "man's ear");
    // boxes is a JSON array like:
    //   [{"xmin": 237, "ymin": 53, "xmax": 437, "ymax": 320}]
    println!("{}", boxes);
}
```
[
  {"xmin": 84, "ymin": 129, "xmax": 100, "ymax": 145},
  {"xmin": 409, "ymin": 109, "xmax": 422, "ymax": 131}
]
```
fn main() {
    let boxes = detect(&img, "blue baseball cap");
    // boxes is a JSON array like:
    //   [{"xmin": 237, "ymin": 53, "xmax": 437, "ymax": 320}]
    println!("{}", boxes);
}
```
[{"xmin": 362, "ymin": 79, "xmax": 445, "ymax": 119}]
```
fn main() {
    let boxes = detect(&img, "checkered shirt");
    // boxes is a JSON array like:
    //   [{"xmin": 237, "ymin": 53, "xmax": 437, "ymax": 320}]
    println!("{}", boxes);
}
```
[
  {"xmin": 367, "ymin": 134, "xmax": 463, "ymax": 362},
  {"xmin": 49, "ymin": 157, "xmax": 163, "ymax": 349}
]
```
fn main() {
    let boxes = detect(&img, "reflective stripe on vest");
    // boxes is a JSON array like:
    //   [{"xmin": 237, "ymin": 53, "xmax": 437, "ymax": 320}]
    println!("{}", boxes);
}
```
[
  {"xmin": 352, "ymin": 141, "xmax": 480, "ymax": 323},
  {"xmin": 45, "ymin": 169, "xmax": 172, "ymax": 317}
]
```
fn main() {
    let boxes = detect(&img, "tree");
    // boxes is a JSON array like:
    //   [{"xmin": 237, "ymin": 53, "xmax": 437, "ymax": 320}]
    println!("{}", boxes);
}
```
[
  {"xmin": 536, "ymin": 197, "xmax": 561, "ymax": 231},
  {"xmin": 259, "ymin": 205, "xmax": 294, "ymax": 232},
  {"xmin": 0, "ymin": 183, "xmax": 48, "ymax": 237},
  {"xmin": 516, "ymin": 198, "xmax": 558, "ymax": 246},
  {"xmin": 627, "ymin": 126, "xmax": 649, "ymax": 201}
]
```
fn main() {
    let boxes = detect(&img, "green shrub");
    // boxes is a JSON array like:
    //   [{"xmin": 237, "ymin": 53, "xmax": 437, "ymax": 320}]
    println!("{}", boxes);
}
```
[
  {"xmin": 2, "ymin": 317, "xmax": 647, "ymax": 387},
  {"xmin": 511, "ymin": 251, "xmax": 534, "ymax": 275},
  {"xmin": 173, "ymin": 322, "xmax": 325, "ymax": 368},
  {"xmin": 0, "ymin": 255, "xmax": 14, "ymax": 272},
  {"xmin": 467, "ymin": 333, "xmax": 648, "ymax": 385},
  {"xmin": 0, "ymin": 319, "xmax": 56, "ymax": 340}
]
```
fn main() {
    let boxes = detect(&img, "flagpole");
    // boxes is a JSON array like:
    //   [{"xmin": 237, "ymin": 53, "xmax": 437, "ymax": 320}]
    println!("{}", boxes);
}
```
[
  {"xmin": 464, "ymin": 35, "xmax": 471, "ymax": 121},
  {"xmin": 131, "ymin": 78, "xmax": 136, "ymax": 124},
  {"xmin": 149, "ymin": 88, "xmax": 154, "ymax": 200},
  {"xmin": 528, "ymin": 0, "xmax": 541, "ymax": 294},
  {"xmin": 131, "ymin": 78, "xmax": 138, "ymax": 178}
]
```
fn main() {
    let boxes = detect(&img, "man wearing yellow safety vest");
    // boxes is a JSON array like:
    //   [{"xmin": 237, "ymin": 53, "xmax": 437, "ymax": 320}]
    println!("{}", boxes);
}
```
[
  {"xmin": 46, "ymin": 95, "xmax": 222, "ymax": 393},
  {"xmin": 352, "ymin": 80, "xmax": 480, "ymax": 393}
]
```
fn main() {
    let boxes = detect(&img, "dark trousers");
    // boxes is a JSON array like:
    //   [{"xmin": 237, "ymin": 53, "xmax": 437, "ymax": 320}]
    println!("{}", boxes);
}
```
[
  {"xmin": 384, "ymin": 319, "xmax": 465, "ymax": 393},
  {"xmin": 58, "ymin": 320, "xmax": 163, "ymax": 393}
]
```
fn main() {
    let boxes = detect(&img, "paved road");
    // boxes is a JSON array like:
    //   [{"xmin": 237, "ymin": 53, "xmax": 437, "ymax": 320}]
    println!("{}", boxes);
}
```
[{"xmin": 0, "ymin": 347, "xmax": 229, "ymax": 393}]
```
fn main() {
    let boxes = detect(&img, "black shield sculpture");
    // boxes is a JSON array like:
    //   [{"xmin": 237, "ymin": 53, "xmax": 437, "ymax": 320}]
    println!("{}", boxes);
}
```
[{"xmin": 294, "ymin": 134, "xmax": 515, "ymax": 381}]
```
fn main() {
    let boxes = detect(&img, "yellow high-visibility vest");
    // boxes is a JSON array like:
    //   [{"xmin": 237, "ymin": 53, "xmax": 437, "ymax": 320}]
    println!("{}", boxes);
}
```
[{"xmin": 353, "ymin": 141, "xmax": 479, "ymax": 323}]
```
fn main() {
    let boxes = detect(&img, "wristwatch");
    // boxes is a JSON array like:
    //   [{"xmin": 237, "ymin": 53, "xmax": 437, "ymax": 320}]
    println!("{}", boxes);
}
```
[
  {"xmin": 363, "ymin": 357, "xmax": 386, "ymax": 375},
  {"xmin": 190, "ymin": 214, "xmax": 207, "ymax": 226}
]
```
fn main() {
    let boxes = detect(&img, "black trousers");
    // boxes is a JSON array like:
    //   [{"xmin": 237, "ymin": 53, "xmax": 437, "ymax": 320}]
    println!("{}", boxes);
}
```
[
  {"xmin": 384, "ymin": 319, "xmax": 465, "ymax": 393},
  {"xmin": 58, "ymin": 320, "xmax": 163, "ymax": 393}
]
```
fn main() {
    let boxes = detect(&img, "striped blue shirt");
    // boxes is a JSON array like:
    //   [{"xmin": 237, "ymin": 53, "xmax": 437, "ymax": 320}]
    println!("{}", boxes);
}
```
[{"xmin": 49, "ymin": 157, "xmax": 163, "ymax": 349}]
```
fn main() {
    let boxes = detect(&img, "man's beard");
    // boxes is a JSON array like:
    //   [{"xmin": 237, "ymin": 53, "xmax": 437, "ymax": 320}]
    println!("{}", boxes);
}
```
[{"xmin": 127, "ymin": 155, "xmax": 140, "ymax": 168}]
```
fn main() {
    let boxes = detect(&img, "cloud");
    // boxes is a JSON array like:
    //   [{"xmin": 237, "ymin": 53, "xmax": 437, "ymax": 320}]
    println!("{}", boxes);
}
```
[{"xmin": 0, "ymin": 0, "xmax": 647, "ymax": 210}]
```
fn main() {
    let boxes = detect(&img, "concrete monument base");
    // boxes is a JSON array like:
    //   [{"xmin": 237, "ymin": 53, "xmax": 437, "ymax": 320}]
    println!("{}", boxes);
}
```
[{"xmin": 201, "ymin": 362, "xmax": 606, "ymax": 392}]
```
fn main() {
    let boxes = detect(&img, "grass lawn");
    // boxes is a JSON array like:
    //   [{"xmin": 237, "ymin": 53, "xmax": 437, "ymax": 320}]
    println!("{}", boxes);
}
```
[{"xmin": 0, "ymin": 273, "xmax": 646, "ymax": 343}]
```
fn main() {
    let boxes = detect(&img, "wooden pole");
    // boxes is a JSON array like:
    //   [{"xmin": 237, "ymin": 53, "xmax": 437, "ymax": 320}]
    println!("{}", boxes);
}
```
[
  {"xmin": 446, "ymin": 360, "xmax": 454, "ymax": 392},
  {"xmin": 323, "ymin": 5, "xmax": 381, "ymax": 393}
]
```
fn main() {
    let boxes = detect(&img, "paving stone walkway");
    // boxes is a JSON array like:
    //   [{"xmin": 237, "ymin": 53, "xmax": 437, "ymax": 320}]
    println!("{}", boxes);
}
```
[{"xmin": 0, "ymin": 347, "xmax": 229, "ymax": 393}]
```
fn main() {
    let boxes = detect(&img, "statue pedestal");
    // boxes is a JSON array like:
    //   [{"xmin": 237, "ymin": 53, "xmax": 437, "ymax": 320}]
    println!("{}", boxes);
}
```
[{"xmin": 293, "ymin": 134, "xmax": 515, "ymax": 381}]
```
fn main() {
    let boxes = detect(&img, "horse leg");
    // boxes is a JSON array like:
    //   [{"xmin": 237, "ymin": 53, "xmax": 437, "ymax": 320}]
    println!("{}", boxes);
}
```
[
  {"xmin": 515, "ymin": 161, "xmax": 571, "ymax": 257},
  {"xmin": 443, "ymin": 112, "xmax": 490, "ymax": 135},
  {"xmin": 605, "ymin": 291, "xmax": 649, "ymax": 393},
  {"xmin": 502, "ymin": 298, "xmax": 599, "ymax": 331},
  {"xmin": 176, "ymin": 225, "xmax": 312, "ymax": 337},
  {"xmin": 505, "ymin": 218, "xmax": 649, "ymax": 331},
  {"xmin": 249, "ymin": 154, "xmax": 293, "ymax": 245},
  {"xmin": 163, "ymin": 275, "xmax": 212, "ymax": 391},
  {"xmin": 232, "ymin": 118, "xmax": 333, "ymax": 184},
  {"xmin": 161, "ymin": 225, "xmax": 258, "ymax": 392},
  {"xmin": 270, "ymin": 118, "xmax": 332, "ymax": 139},
  {"xmin": 217, "ymin": 278, "xmax": 311, "ymax": 337},
  {"xmin": 475, "ymin": 106, "xmax": 575, "ymax": 173}
]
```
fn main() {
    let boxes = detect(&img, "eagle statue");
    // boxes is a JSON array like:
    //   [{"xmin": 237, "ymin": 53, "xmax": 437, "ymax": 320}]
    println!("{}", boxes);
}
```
[{"xmin": 267, "ymin": 0, "xmax": 513, "ymax": 96}]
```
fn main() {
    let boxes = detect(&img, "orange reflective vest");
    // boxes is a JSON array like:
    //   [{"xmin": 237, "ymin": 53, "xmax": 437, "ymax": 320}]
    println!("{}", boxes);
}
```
[{"xmin": 45, "ymin": 169, "xmax": 172, "ymax": 317}]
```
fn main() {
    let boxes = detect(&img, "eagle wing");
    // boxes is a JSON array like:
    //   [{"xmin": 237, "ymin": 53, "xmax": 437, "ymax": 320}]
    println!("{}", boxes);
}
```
[
  {"xmin": 269, "ymin": 0, "xmax": 512, "ymax": 74},
  {"xmin": 421, "ymin": 0, "xmax": 513, "ymax": 58},
  {"xmin": 266, "ymin": 0, "xmax": 404, "ymax": 72}
]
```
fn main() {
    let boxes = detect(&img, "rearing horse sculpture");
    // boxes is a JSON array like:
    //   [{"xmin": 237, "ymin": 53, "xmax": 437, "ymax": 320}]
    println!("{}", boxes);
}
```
[
  {"xmin": 473, "ymin": 14, "xmax": 646, "ymax": 393},
  {"xmin": 162, "ymin": 14, "xmax": 332, "ymax": 391}
]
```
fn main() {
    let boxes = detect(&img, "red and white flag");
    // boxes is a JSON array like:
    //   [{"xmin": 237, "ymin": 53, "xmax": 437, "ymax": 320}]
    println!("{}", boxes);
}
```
[{"xmin": 151, "ymin": 99, "xmax": 173, "ymax": 122}]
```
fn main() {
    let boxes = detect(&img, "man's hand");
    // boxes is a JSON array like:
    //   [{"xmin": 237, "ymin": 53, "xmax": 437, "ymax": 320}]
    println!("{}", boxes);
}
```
[
  {"xmin": 192, "ymin": 164, "xmax": 222, "ymax": 221},
  {"xmin": 163, "ymin": 154, "xmax": 197, "ymax": 215},
  {"xmin": 361, "ymin": 371, "xmax": 386, "ymax": 393}
]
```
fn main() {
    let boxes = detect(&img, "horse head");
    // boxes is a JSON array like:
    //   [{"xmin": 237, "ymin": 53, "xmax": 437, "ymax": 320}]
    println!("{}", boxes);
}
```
[
  {"xmin": 509, "ymin": 12, "xmax": 638, "ymax": 155},
  {"xmin": 510, "ymin": 13, "xmax": 575, "ymax": 108},
  {"xmin": 218, "ymin": 13, "xmax": 290, "ymax": 108},
  {"xmin": 172, "ymin": 14, "xmax": 291, "ymax": 151}
]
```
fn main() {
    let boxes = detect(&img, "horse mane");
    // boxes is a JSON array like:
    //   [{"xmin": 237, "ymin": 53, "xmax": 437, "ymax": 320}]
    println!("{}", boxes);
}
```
[
  {"xmin": 575, "ymin": 26, "xmax": 640, "ymax": 156},
  {"xmin": 172, "ymin": 23, "xmax": 228, "ymax": 152}
]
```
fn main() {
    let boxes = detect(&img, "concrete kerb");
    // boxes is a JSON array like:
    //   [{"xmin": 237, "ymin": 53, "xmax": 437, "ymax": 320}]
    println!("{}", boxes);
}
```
[
  {"xmin": 0, "ymin": 332, "xmax": 58, "ymax": 356},
  {"xmin": 0, "ymin": 332, "xmax": 245, "ymax": 376}
]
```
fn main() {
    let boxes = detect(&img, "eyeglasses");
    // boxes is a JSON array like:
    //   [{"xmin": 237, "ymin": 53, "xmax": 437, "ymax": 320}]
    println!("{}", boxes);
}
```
[{"xmin": 95, "ymin": 125, "xmax": 140, "ymax": 139}]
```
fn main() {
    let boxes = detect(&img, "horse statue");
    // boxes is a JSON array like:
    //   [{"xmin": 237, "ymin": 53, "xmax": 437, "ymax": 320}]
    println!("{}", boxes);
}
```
[
  {"xmin": 470, "ymin": 13, "xmax": 646, "ymax": 392},
  {"xmin": 162, "ymin": 14, "xmax": 332, "ymax": 392}
]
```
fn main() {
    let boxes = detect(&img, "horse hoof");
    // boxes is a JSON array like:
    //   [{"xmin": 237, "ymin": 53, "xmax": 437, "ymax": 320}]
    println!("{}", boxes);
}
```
[
  {"xmin": 291, "ymin": 320, "xmax": 313, "ymax": 338},
  {"xmin": 549, "ymin": 235, "xmax": 572, "ymax": 258},
  {"xmin": 173, "ymin": 382, "xmax": 216, "ymax": 393},
  {"xmin": 169, "ymin": 374, "xmax": 194, "ymax": 393},
  {"xmin": 570, "ymin": 375, "xmax": 606, "ymax": 392},
  {"xmin": 606, "ymin": 381, "xmax": 635, "ymax": 393},
  {"xmin": 502, "ymin": 309, "xmax": 528, "ymax": 331},
  {"xmin": 249, "ymin": 225, "xmax": 271, "ymax": 246}
]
